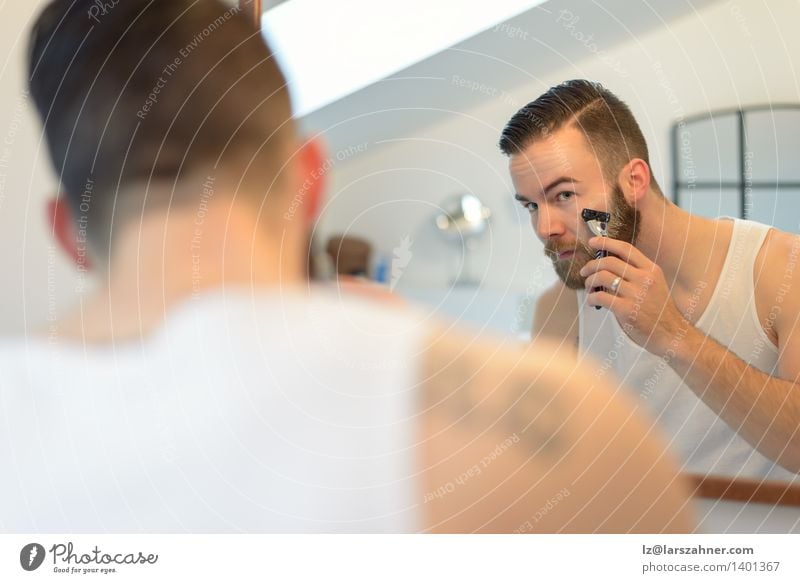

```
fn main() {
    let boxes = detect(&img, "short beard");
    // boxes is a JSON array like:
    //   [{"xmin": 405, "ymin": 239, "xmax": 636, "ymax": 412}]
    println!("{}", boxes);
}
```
[{"xmin": 546, "ymin": 183, "xmax": 640, "ymax": 290}]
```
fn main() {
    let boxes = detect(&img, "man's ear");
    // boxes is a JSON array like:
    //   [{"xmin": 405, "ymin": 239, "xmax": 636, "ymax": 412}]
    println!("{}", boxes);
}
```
[
  {"xmin": 46, "ymin": 195, "xmax": 92, "ymax": 270},
  {"xmin": 295, "ymin": 137, "xmax": 326, "ymax": 225},
  {"xmin": 618, "ymin": 159, "xmax": 651, "ymax": 205}
]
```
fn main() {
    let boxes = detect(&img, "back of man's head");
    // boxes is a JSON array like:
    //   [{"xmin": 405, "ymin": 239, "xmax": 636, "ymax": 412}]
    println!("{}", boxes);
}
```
[{"xmin": 29, "ymin": 0, "xmax": 294, "ymax": 251}]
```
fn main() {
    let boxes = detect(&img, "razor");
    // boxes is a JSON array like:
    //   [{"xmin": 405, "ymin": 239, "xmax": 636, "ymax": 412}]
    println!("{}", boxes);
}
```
[{"xmin": 581, "ymin": 208, "xmax": 611, "ymax": 310}]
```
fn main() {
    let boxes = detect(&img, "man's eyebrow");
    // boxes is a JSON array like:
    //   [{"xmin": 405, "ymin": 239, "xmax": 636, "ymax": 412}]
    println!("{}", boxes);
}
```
[
  {"xmin": 514, "ymin": 177, "xmax": 580, "ymax": 203},
  {"xmin": 542, "ymin": 176, "xmax": 579, "ymax": 195}
]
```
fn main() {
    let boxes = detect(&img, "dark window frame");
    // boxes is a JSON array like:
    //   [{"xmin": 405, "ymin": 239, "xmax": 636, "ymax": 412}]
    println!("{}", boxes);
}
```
[{"xmin": 671, "ymin": 104, "xmax": 800, "ymax": 223}]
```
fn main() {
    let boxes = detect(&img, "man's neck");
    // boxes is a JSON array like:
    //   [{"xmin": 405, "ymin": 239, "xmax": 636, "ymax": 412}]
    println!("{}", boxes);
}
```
[
  {"xmin": 58, "ymin": 196, "xmax": 307, "ymax": 344},
  {"xmin": 635, "ymin": 194, "xmax": 732, "ymax": 296}
]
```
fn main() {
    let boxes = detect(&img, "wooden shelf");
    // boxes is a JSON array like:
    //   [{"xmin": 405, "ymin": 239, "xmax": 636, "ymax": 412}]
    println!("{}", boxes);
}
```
[{"xmin": 686, "ymin": 473, "xmax": 800, "ymax": 506}]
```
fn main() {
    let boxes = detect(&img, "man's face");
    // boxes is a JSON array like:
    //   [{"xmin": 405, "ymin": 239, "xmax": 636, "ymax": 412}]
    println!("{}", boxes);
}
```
[{"xmin": 509, "ymin": 126, "xmax": 640, "ymax": 289}]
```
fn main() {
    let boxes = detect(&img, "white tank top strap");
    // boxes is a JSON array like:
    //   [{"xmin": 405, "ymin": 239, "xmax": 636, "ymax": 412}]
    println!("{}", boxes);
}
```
[{"xmin": 700, "ymin": 218, "xmax": 771, "ymax": 327}]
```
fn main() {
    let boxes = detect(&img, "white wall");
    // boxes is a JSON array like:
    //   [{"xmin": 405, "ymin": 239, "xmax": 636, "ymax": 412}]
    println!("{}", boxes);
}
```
[
  {"xmin": 310, "ymin": 0, "xmax": 800, "ymax": 333},
  {"xmin": 2, "ymin": 0, "xmax": 800, "ymax": 334}
]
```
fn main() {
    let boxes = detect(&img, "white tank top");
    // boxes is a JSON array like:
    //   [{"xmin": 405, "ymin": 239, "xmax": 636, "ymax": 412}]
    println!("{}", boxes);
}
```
[
  {"xmin": 578, "ymin": 218, "xmax": 797, "ymax": 480},
  {"xmin": 0, "ymin": 290, "xmax": 425, "ymax": 532}
]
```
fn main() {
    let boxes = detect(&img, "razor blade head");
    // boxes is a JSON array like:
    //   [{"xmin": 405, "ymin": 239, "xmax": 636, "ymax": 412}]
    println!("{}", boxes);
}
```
[
  {"xmin": 581, "ymin": 208, "xmax": 610, "ymax": 238},
  {"xmin": 581, "ymin": 208, "xmax": 610, "ymax": 223}
]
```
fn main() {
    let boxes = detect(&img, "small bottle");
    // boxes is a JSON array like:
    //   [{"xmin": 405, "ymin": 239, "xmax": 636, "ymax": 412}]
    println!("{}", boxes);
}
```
[{"xmin": 373, "ymin": 254, "xmax": 390, "ymax": 285}]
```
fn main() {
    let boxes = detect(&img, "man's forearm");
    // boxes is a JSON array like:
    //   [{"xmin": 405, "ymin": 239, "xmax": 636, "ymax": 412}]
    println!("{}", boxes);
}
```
[{"xmin": 667, "ymin": 323, "xmax": 800, "ymax": 473}]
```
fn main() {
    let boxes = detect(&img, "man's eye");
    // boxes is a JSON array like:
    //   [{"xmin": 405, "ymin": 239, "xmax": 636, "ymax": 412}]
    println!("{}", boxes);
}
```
[
  {"xmin": 524, "ymin": 201, "xmax": 538, "ymax": 212},
  {"xmin": 556, "ymin": 191, "xmax": 575, "ymax": 202}
]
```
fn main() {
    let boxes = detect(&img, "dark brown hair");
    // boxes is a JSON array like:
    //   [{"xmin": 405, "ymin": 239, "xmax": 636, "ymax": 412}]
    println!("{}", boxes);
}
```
[
  {"xmin": 28, "ymin": 0, "xmax": 294, "ymax": 247},
  {"xmin": 499, "ymin": 79, "xmax": 658, "ymax": 189}
]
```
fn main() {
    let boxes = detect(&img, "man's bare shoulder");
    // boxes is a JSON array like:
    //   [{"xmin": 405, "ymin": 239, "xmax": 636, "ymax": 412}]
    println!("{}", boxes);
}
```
[
  {"xmin": 755, "ymin": 227, "xmax": 800, "ymax": 350},
  {"xmin": 536, "ymin": 281, "xmax": 579, "ymax": 315},
  {"xmin": 415, "ymin": 322, "xmax": 693, "ymax": 533},
  {"xmin": 755, "ymin": 228, "xmax": 800, "ymax": 310},
  {"xmin": 759, "ymin": 228, "xmax": 800, "ymax": 270},
  {"xmin": 420, "ymin": 320, "xmax": 582, "ymax": 404},
  {"xmin": 749, "ymin": 226, "xmax": 800, "ymax": 385},
  {"xmin": 532, "ymin": 281, "xmax": 579, "ymax": 344}
]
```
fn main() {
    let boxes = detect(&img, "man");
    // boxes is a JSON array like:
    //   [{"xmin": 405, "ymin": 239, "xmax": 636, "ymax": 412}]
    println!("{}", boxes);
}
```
[
  {"xmin": 501, "ymin": 79, "xmax": 800, "ymax": 479},
  {"xmin": 0, "ymin": 1, "xmax": 692, "ymax": 533}
]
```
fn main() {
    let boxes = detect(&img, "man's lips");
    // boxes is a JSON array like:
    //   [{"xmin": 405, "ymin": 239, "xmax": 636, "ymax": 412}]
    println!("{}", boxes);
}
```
[
  {"xmin": 546, "ymin": 243, "xmax": 587, "ymax": 262},
  {"xmin": 557, "ymin": 250, "xmax": 574, "ymax": 260}
]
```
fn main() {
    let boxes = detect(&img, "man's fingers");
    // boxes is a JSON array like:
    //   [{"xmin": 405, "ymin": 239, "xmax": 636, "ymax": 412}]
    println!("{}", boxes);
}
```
[
  {"xmin": 585, "ymin": 272, "xmax": 624, "ymax": 295},
  {"xmin": 580, "ymin": 256, "xmax": 632, "ymax": 279},
  {"xmin": 586, "ymin": 289, "xmax": 623, "ymax": 310},
  {"xmin": 589, "ymin": 237, "xmax": 649, "ymax": 269}
]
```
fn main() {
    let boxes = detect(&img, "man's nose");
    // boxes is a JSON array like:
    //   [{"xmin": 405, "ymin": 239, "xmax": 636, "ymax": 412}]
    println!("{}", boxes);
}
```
[{"xmin": 534, "ymin": 208, "xmax": 565, "ymax": 240}]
